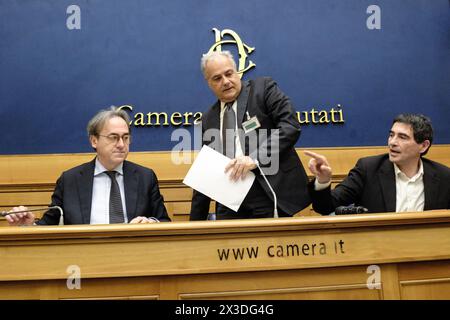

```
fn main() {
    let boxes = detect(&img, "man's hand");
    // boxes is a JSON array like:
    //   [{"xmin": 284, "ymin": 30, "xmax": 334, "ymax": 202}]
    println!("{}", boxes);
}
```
[
  {"xmin": 304, "ymin": 151, "xmax": 332, "ymax": 184},
  {"xmin": 5, "ymin": 206, "xmax": 36, "ymax": 226},
  {"xmin": 129, "ymin": 216, "xmax": 157, "ymax": 224},
  {"xmin": 225, "ymin": 156, "xmax": 257, "ymax": 181}
]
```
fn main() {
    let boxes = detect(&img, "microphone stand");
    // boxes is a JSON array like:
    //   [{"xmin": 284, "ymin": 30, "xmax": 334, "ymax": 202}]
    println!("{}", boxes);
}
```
[
  {"xmin": 1, "ymin": 206, "xmax": 64, "ymax": 225},
  {"xmin": 255, "ymin": 160, "xmax": 279, "ymax": 218}
]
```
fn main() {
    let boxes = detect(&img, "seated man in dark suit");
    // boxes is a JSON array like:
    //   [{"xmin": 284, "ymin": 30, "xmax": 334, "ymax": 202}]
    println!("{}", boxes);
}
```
[
  {"xmin": 6, "ymin": 107, "xmax": 171, "ymax": 225},
  {"xmin": 305, "ymin": 114, "xmax": 450, "ymax": 214}
]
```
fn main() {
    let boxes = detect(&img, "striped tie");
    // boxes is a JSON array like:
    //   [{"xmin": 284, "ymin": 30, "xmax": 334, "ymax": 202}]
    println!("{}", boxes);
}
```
[{"xmin": 105, "ymin": 171, "xmax": 125, "ymax": 224}]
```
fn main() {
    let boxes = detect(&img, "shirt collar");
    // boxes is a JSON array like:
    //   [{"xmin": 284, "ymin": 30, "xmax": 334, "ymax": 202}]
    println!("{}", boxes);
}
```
[
  {"xmin": 220, "ymin": 100, "xmax": 236, "ymax": 111},
  {"xmin": 394, "ymin": 159, "xmax": 424, "ymax": 182},
  {"xmin": 94, "ymin": 158, "xmax": 124, "ymax": 176}
]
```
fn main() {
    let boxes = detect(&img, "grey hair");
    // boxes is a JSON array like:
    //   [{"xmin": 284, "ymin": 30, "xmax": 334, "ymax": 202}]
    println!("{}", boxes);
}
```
[
  {"xmin": 87, "ymin": 106, "xmax": 131, "ymax": 137},
  {"xmin": 200, "ymin": 50, "xmax": 237, "ymax": 77}
]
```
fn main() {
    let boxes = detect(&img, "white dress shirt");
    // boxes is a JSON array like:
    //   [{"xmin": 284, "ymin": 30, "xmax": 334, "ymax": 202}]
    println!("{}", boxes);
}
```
[
  {"xmin": 90, "ymin": 159, "xmax": 128, "ymax": 224},
  {"xmin": 394, "ymin": 161, "xmax": 425, "ymax": 212},
  {"xmin": 220, "ymin": 101, "xmax": 244, "ymax": 158}
]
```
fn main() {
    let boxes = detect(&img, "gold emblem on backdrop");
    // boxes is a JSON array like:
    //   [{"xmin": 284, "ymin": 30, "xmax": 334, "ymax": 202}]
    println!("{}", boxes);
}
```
[{"xmin": 208, "ymin": 28, "xmax": 256, "ymax": 78}]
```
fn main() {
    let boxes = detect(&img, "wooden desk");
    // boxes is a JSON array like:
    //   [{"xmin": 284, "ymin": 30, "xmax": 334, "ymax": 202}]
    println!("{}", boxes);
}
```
[{"xmin": 1, "ymin": 210, "xmax": 450, "ymax": 299}]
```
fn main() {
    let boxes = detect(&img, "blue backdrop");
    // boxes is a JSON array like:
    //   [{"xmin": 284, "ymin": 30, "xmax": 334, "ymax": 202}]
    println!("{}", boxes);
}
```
[{"xmin": 0, "ymin": 0, "xmax": 449, "ymax": 154}]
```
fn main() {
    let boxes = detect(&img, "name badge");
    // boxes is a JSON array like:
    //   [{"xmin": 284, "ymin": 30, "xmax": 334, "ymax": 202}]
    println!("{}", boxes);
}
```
[{"xmin": 242, "ymin": 116, "xmax": 261, "ymax": 134}]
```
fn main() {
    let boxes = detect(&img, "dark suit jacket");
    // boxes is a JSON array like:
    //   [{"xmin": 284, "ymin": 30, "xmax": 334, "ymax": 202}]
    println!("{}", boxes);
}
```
[
  {"xmin": 37, "ymin": 159, "xmax": 170, "ymax": 225},
  {"xmin": 190, "ymin": 77, "xmax": 311, "ymax": 220},
  {"xmin": 309, "ymin": 154, "xmax": 450, "ymax": 214}
]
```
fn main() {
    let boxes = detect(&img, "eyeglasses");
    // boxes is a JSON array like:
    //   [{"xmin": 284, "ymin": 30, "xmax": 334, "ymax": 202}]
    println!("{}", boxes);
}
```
[{"xmin": 98, "ymin": 134, "xmax": 131, "ymax": 145}]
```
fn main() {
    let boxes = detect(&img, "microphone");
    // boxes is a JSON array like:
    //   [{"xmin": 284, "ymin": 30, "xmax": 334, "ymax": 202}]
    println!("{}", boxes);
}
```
[
  {"xmin": 1, "ymin": 206, "xmax": 64, "ymax": 225},
  {"xmin": 254, "ymin": 159, "xmax": 279, "ymax": 218},
  {"xmin": 335, "ymin": 205, "xmax": 368, "ymax": 215}
]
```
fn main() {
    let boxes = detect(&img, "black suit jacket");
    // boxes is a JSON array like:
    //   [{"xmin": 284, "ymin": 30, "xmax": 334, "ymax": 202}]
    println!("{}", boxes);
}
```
[
  {"xmin": 309, "ymin": 154, "xmax": 450, "ymax": 214},
  {"xmin": 190, "ymin": 77, "xmax": 311, "ymax": 220},
  {"xmin": 37, "ymin": 159, "xmax": 170, "ymax": 225}
]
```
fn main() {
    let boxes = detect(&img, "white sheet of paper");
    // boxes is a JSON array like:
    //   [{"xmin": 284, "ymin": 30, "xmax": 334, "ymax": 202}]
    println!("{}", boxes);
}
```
[{"xmin": 183, "ymin": 145, "xmax": 255, "ymax": 212}]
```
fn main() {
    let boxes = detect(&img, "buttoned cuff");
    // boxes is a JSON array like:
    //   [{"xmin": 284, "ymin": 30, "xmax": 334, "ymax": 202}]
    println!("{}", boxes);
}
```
[{"xmin": 314, "ymin": 179, "xmax": 331, "ymax": 191}]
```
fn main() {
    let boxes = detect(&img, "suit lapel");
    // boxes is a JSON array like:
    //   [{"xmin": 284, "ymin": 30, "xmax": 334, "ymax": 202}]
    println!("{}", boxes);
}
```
[
  {"xmin": 423, "ymin": 160, "xmax": 440, "ymax": 210},
  {"xmin": 123, "ymin": 161, "xmax": 138, "ymax": 221},
  {"xmin": 203, "ymin": 102, "xmax": 221, "ymax": 152},
  {"xmin": 207, "ymin": 102, "xmax": 221, "ymax": 130},
  {"xmin": 236, "ymin": 80, "xmax": 250, "ymax": 129},
  {"xmin": 236, "ymin": 80, "xmax": 250, "ymax": 152},
  {"xmin": 77, "ymin": 159, "xmax": 95, "ymax": 224},
  {"xmin": 377, "ymin": 159, "xmax": 396, "ymax": 212}
]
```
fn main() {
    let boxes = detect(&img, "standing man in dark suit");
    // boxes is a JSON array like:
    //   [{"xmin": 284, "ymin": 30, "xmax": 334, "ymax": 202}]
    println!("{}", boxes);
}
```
[
  {"xmin": 190, "ymin": 50, "xmax": 310, "ymax": 220},
  {"xmin": 305, "ymin": 114, "xmax": 450, "ymax": 214},
  {"xmin": 6, "ymin": 107, "xmax": 170, "ymax": 225}
]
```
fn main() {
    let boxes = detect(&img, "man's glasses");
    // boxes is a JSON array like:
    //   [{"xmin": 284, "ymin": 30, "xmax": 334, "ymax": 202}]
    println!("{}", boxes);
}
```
[{"xmin": 98, "ymin": 134, "xmax": 131, "ymax": 145}]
